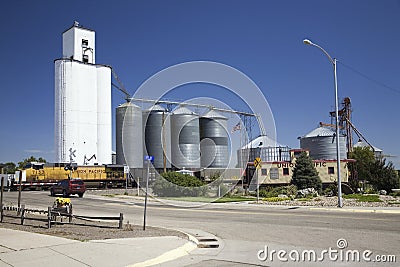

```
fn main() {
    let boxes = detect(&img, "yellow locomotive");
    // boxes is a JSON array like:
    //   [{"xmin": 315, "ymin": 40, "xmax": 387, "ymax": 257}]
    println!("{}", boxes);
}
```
[{"xmin": 15, "ymin": 163, "xmax": 126, "ymax": 189}]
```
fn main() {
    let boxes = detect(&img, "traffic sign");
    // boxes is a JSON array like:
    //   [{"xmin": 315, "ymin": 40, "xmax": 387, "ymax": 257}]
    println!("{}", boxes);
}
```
[
  {"xmin": 144, "ymin": 156, "xmax": 154, "ymax": 162},
  {"xmin": 254, "ymin": 157, "xmax": 262, "ymax": 169},
  {"xmin": 123, "ymin": 165, "xmax": 130, "ymax": 174}
]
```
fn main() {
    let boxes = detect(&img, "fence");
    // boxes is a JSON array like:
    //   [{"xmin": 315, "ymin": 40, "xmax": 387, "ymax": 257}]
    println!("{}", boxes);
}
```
[
  {"xmin": 0, "ymin": 177, "xmax": 124, "ymax": 229},
  {"xmin": 1, "ymin": 205, "xmax": 124, "ymax": 229}
]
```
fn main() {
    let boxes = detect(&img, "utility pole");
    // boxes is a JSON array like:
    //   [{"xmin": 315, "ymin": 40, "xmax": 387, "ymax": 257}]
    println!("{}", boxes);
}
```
[{"xmin": 143, "ymin": 156, "xmax": 153, "ymax": 230}]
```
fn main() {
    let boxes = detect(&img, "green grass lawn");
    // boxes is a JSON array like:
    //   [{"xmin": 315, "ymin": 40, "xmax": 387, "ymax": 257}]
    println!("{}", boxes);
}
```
[
  {"xmin": 343, "ymin": 194, "xmax": 382, "ymax": 202},
  {"xmin": 212, "ymin": 196, "xmax": 256, "ymax": 203},
  {"xmin": 162, "ymin": 196, "xmax": 255, "ymax": 203}
]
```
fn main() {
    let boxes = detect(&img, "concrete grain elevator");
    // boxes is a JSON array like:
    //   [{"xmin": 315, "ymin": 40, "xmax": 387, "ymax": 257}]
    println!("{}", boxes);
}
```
[{"xmin": 54, "ymin": 22, "xmax": 112, "ymax": 165}]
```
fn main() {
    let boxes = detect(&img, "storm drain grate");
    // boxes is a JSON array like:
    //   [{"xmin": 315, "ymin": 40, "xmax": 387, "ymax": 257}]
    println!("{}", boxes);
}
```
[
  {"xmin": 198, "ymin": 238, "xmax": 218, "ymax": 242},
  {"xmin": 197, "ymin": 243, "xmax": 219, "ymax": 248},
  {"xmin": 196, "ymin": 237, "xmax": 219, "ymax": 248}
]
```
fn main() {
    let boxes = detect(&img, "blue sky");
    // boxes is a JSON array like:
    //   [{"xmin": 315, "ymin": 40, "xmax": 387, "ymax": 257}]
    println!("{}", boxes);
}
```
[{"xmin": 0, "ymin": 0, "xmax": 399, "ymax": 168}]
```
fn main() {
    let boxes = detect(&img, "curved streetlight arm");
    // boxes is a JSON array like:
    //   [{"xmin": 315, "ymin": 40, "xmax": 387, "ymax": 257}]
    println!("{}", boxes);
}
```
[
  {"xmin": 303, "ymin": 39, "xmax": 334, "ymax": 65},
  {"xmin": 303, "ymin": 38, "xmax": 343, "ymax": 208}
]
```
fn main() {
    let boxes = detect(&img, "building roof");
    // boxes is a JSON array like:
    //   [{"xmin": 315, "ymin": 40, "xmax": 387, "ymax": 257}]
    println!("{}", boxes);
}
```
[
  {"xmin": 62, "ymin": 21, "xmax": 95, "ymax": 34},
  {"xmin": 201, "ymin": 110, "xmax": 227, "ymax": 119},
  {"xmin": 353, "ymin": 139, "xmax": 383, "ymax": 152},
  {"xmin": 172, "ymin": 106, "xmax": 197, "ymax": 115},
  {"xmin": 302, "ymin": 126, "xmax": 336, "ymax": 138},
  {"xmin": 241, "ymin": 135, "xmax": 287, "ymax": 149},
  {"xmin": 118, "ymin": 102, "xmax": 140, "ymax": 108},
  {"xmin": 146, "ymin": 104, "xmax": 166, "ymax": 112}
]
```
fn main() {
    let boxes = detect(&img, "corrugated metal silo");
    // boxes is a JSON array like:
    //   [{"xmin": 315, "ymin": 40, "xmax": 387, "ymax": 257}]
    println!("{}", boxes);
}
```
[
  {"xmin": 300, "ymin": 126, "xmax": 347, "ymax": 160},
  {"xmin": 200, "ymin": 110, "xmax": 229, "ymax": 168},
  {"xmin": 143, "ymin": 105, "xmax": 171, "ymax": 169},
  {"xmin": 170, "ymin": 107, "xmax": 200, "ymax": 169},
  {"xmin": 353, "ymin": 139, "xmax": 383, "ymax": 159},
  {"xmin": 116, "ymin": 102, "xmax": 143, "ymax": 168}
]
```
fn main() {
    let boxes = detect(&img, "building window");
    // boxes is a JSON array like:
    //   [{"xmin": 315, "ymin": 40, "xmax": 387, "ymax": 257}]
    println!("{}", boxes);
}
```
[
  {"xmin": 82, "ymin": 39, "xmax": 88, "ymax": 48},
  {"xmin": 328, "ymin": 167, "xmax": 335, "ymax": 174},
  {"xmin": 283, "ymin": 168, "xmax": 289, "ymax": 176},
  {"xmin": 83, "ymin": 54, "xmax": 89, "ymax": 63},
  {"xmin": 261, "ymin": 168, "xmax": 268, "ymax": 176},
  {"xmin": 270, "ymin": 168, "xmax": 279, "ymax": 179}
]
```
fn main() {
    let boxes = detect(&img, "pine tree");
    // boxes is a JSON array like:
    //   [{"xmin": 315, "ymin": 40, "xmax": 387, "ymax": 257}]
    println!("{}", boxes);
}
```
[{"xmin": 291, "ymin": 151, "xmax": 322, "ymax": 192}]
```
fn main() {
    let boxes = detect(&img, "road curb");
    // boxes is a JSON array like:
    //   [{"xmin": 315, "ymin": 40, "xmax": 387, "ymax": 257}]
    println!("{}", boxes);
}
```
[
  {"xmin": 127, "ymin": 228, "xmax": 200, "ymax": 267},
  {"xmin": 310, "ymin": 207, "xmax": 400, "ymax": 214}
]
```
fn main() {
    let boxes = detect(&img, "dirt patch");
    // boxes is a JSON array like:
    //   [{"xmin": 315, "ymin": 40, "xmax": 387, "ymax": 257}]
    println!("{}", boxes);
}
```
[{"xmin": 0, "ymin": 212, "xmax": 187, "ymax": 241}]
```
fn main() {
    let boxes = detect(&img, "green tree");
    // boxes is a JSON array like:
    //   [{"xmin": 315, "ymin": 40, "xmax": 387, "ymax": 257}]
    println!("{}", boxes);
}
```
[
  {"xmin": 18, "ymin": 156, "xmax": 47, "ymax": 169},
  {"xmin": 0, "ymin": 162, "xmax": 17, "ymax": 174},
  {"xmin": 349, "ymin": 147, "xmax": 399, "ymax": 192},
  {"xmin": 291, "ymin": 152, "xmax": 322, "ymax": 192},
  {"xmin": 369, "ymin": 159, "xmax": 399, "ymax": 192},
  {"xmin": 348, "ymin": 147, "xmax": 375, "ymax": 191}
]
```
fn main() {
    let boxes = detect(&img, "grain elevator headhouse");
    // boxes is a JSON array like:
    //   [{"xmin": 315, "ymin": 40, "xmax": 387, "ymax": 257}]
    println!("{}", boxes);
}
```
[{"xmin": 55, "ymin": 22, "xmax": 112, "ymax": 165}]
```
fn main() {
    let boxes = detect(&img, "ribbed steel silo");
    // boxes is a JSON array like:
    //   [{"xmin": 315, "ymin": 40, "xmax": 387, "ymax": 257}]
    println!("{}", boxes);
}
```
[
  {"xmin": 143, "ymin": 105, "xmax": 171, "ymax": 169},
  {"xmin": 170, "ymin": 106, "xmax": 200, "ymax": 169},
  {"xmin": 116, "ymin": 102, "xmax": 143, "ymax": 168},
  {"xmin": 300, "ymin": 126, "xmax": 347, "ymax": 160},
  {"xmin": 200, "ymin": 110, "xmax": 229, "ymax": 168}
]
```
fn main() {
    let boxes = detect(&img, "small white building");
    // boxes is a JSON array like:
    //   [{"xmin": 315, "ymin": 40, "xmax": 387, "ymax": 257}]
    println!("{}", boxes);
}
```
[{"xmin": 54, "ymin": 22, "xmax": 112, "ymax": 165}]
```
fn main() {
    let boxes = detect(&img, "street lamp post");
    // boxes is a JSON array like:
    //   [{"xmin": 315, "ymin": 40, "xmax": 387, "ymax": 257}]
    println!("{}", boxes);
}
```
[{"xmin": 303, "ymin": 39, "xmax": 343, "ymax": 208}]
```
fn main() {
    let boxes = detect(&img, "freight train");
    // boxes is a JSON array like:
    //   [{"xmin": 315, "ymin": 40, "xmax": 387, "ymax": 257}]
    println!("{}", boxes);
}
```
[{"xmin": 12, "ymin": 163, "xmax": 128, "ymax": 190}]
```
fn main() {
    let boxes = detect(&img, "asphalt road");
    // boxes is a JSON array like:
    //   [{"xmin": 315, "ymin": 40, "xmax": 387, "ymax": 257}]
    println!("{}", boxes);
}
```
[{"xmin": 2, "ymin": 191, "xmax": 399, "ymax": 266}]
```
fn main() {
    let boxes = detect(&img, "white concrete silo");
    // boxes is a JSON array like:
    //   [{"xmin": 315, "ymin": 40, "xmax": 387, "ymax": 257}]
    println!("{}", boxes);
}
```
[{"xmin": 55, "ymin": 22, "xmax": 111, "ymax": 165}]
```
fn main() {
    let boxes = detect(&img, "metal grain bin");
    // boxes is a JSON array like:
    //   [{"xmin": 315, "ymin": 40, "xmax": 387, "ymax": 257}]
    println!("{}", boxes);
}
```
[
  {"xmin": 116, "ymin": 102, "xmax": 143, "ymax": 168},
  {"xmin": 200, "ymin": 110, "xmax": 229, "ymax": 168},
  {"xmin": 300, "ymin": 126, "xmax": 347, "ymax": 160},
  {"xmin": 143, "ymin": 105, "xmax": 171, "ymax": 169},
  {"xmin": 170, "ymin": 106, "xmax": 200, "ymax": 169}
]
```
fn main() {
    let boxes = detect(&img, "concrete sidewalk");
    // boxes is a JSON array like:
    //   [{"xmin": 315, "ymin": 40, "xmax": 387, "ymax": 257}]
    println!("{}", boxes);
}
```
[{"xmin": 0, "ymin": 228, "xmax": 197, "ymax": 267}]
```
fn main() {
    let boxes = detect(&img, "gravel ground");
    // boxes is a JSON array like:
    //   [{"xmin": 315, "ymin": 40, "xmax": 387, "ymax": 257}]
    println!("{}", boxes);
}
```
[
  {"xmin": 0, "ymin": 202, "xmax": 187, "ymax": 241},
  {"xmin": 86, "ymin": 188, "xmax": 400, "ymax": 207},
  {"xmin": 0, "ymin": 215, "xmax": 187, "ymax": 241},
  {"xmin": 259, "ymin": 195, "xmax": 400, "ymax": 207}
]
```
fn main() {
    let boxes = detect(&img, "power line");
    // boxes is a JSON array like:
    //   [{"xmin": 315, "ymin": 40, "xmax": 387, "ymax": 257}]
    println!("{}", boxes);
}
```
[{"xmin": 338, "ymin": 61, "xmax": 400, "ymax": 95}]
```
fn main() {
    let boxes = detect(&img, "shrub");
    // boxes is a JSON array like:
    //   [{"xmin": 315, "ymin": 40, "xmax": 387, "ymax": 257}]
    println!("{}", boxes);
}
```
[
  {"xmin": 258, "ymin": 186, "xmax": 297, "ymax": 198},
  {"xmin": 258, "ymin": 189, "xmax": 270, "ymax": 198},
  {"xmin": 286, "ymin": 185, "xmax": 298, "ymax": 198},
  {"xmin": 297, "ymin": 188, "xmax": 319, "ymax": 198},
  {"xmin": 364, "ymin": 188, "xmax": 377, "ymax": 194},
  {"xmin": 323, "ymin": 184, "xmax": 337, "ymax": 197},
  {"xmin": 152, "ymin": 172, "xmax": 206, "ymax": 197},
  {"xmin": 389, "ymin": 191, "xmax": 400, "ymax": 197}
]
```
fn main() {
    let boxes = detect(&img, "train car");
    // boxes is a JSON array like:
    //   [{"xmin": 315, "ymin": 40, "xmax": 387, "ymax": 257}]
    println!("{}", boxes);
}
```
[{"xmin": 12, "ymin": 163, "xmax": 126, "ymax": 190}]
